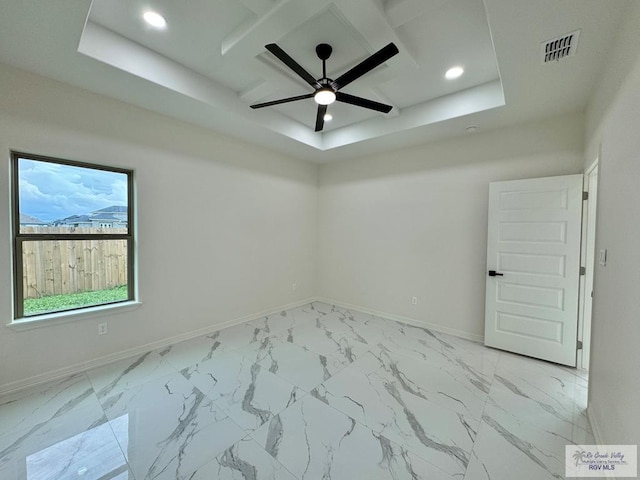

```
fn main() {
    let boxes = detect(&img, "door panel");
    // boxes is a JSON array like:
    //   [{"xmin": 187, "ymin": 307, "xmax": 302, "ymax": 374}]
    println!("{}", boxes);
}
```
[
  {"xmin": 498, "ymin": 252, "xmax": 566, "ymax": 276},
  {"xmin": 484, "ymin": 175, "xmax": 583, "ymax": 366},
  {"xmin": 496, "ymin": 283, "xmax": 564, "ymax": 310},
  {"xmin": 496, "ymin": 313, "xmax": 562, "ymax": 342},
  {"xmin": 499, "ymin": 221, "xmax": 567, "ymax": 243}
]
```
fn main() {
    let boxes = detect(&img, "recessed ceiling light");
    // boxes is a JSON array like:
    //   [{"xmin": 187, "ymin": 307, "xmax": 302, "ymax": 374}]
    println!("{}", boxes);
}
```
[
  {"xmin": 323, "ymin": 113, "xmax": 333, "ymax": 121},
  {"xmin": 143, "ymin": 11, "xmax": 167, "ymax": 29},
  {"xmin": 445, "ymin": 66, "xmax": 464, "ymax": 80}
]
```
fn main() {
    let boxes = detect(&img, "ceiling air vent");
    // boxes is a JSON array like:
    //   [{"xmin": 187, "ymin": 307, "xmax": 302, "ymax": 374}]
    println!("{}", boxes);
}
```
[{"xmin": 541, "ymin": 30, "xmax": 580, "ymax": 63}]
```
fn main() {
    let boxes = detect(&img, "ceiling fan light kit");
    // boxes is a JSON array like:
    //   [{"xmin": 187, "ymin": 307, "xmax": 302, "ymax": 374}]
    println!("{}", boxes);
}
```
[
  {"xmin": 250, "ymin": 42, "xmax": 399, "ymax": 132},
  {"xmin": 314, "ymin": 88, "xmax": 336, "ymax": 105}
]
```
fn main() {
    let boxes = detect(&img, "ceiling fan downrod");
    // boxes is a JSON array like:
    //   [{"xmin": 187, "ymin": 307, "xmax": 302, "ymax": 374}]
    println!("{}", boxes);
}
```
[{"xmin": 316, "ymin": 43, "xmax": 332, "ymax": 81}]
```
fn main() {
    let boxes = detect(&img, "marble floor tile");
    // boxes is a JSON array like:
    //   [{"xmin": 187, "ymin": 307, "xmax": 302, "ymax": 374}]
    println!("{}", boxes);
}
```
[
  {"xmin": 354, "ymin": 346, "xmax": 491, "ymax": 420},
  {"xmin": 0, "ymin": 418, "xmax": 132, "ymax": 480},
  {"xmin": 498, "ymin": 350, "xmax": 588, "ymax": 382},
  {"xmin": 345, "ymin": 317, "xmax": 398, "ymax": 346},
  {"xmin": 180, "ymin": 351, "xmax": 301, "ymax": 431},
  {"xmin": 0, "ymin": 380, "xmax": 128, "ymax": 480},
  {"xmin": 312, "ymin": 363, "xmax": 478, "ymax": 476},
  {"xmin": 311, "ymin": 308, "xmax": 373, "ymax": 335},
  {"xmin": 188, "ymin": 437, "xmax": 298, "ymax": 480},
  {"xmin": 245, "ymin": 305, "xmax": 378, "ymax": 367},
  {"xmin": 252, "ymin": 395, "xmax": 456, "ymax": 480},
  {"xmin": 491, "ymin": 354, "xmax": 591, "ymax": 444},
  {"xmin": 379, "ymin": 324, "xmax": 499, "ymax": 380},
  {"xmin": 156, "ymin": 335, "xmax": 227, "ymax": 371},
  {"xmin": 1, "ymin": 302, "xmax": 593, "ymax": 480},
  {"xmin": 288, "ymin": 301, "xmax": 333, "ymax": 322},
  {"xmin": 252, "ymin": 338, "xmax": 347, "ymax": 392},
  {"xmin": 100, "ymin": 372, "xmax": 246, "ymax": 480},
  {"xmin": 495, "ymin": 352, "xmax": 589, "ymax": 407},
  {"xmin": 0, "ymin": 374, "xmax": 97, "ymax": 441},
  {"xmin": 296, "ymin": 303, "xmax": 391, "ymax": 344},
  {"xmin": 484, "ymin": 376, "xmax": 593, "ymax": 445},
  {"xmin": 244, "ymin": 310, "xmax": 297, "ymax": 343},
  {"xmin": 178, "ymin": 350, "xmax": 248, "ymax": 394},
  {"xmin": 464, "ymin": 414, "xmax": 569, "ymax": 480},
  {"xmin": 86, "ymin": 350, "xmax": 177, "ymax": 400},
  {"xmin": 157, "ymin": 323, "xmax": 263, "ymax": 371},
  {"xmin": 207, "ymin": 323, "xmax": 272, "ymax": 354},
  {"xmin": 286, "ymin": 326, "xmax": 374, "ymax": 364}
]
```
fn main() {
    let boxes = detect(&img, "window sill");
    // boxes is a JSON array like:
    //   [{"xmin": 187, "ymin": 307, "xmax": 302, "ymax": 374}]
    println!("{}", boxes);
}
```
[{"xmin": 6, "ymin": 301, "xmax": 142, "ymax": 331}]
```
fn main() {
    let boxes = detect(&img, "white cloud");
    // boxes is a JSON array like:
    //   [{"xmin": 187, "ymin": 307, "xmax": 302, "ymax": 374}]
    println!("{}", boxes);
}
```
[{"xmin": 18, "ymin": 158, "xmax": 128, "ymax": 222}]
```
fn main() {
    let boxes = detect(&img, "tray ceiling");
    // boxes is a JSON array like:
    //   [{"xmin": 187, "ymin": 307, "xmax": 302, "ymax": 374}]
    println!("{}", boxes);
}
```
[
  {"xmin": 80, "ymin": 0, "xmax": 504, "ymax": 148},
  {"xmin": 0, "ymin": 0, "xmax": 632, "ymax": 161}
]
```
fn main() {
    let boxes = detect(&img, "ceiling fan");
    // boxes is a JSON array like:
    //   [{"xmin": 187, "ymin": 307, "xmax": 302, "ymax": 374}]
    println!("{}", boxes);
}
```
[{"xmin": 250, "ymin": 42, "xmax": 399, "ymax": 132}]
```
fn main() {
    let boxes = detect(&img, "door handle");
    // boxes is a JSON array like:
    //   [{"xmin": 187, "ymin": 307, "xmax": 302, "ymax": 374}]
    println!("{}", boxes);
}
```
[{"xmin": 488, "ymin": 270, "xmax": 504, "ymax": 277}]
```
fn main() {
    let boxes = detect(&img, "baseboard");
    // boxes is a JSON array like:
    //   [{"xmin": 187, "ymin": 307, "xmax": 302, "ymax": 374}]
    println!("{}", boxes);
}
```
[
  {"xmin": 0, "ymin": 297, "xmax": 316, "ymax": 397},
  {"xmin": 587, "ymin": 402, "xmax": 605, "ymax": 445},
  {"xmin": 586, "ymin": 403, "xmax": 620, "ymax": 479},
  {"xmin": 315, "ymin": 297, "xmax": 484, "ymax": 343}
]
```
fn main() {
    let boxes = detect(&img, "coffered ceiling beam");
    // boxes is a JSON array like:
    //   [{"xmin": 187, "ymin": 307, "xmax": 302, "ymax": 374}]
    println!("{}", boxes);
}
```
[
  {"xmin": 221, "ymin": 0, "xmax": 326, "ymax": 58},
  {"xmin": 223, "ymin": 0, "xmax": 418, "ymax": 72},
  {"xmin": 332, "ymin": 0, "xmax": 418, "ymax": 71},
  {"xmin": 238, "ymin": 0, "xmax": 275, "ymax": 16},
  {"xmin": 383, "ymin": 0, "xmax": 448, "ymax": 29},
  {"xmin": 239, "ymin": 79, "xmax": 274, "ymax": 103}
]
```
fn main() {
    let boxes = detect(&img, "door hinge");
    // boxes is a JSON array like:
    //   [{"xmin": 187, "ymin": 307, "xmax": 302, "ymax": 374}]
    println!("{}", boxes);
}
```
[
  {"xmin": 583, "ymin": 191, "xmax": 589, "ymax": 200},
  {"xmin": 577, "ymin": 340, "xmax": 583, "ymax": 350},
  {"xmin": 580, "ymin": 266, "xmax": 586, "ymax": 275}
]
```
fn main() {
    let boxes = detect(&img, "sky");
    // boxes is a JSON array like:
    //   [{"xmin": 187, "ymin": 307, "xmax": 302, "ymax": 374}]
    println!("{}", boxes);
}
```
[{"xmin": 18, "ymin": 158, "xmax": 128, "ymax": 222}]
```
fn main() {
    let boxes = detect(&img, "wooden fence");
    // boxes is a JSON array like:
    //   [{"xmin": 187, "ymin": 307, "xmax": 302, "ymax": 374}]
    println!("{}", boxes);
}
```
[{"xmin": 21, "ymin": 227, "xmax": 128, "ymax": 299}]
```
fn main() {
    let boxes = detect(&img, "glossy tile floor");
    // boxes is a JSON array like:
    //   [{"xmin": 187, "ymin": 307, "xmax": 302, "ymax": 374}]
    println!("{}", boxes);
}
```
[{"xmin": 0, "ymin": 302, "xmax": 593, "ymax": 480}]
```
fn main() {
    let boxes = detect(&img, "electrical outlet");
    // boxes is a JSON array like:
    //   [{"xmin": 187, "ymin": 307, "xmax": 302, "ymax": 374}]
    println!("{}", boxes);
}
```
[
  {"xmin": 292, "ymin": 283, "xmax": 297, "ymax": 291},
  {"xmin": 411, "ymin": 296, "xmax": 418, "ymax": 305},
  {"xmin": 98, "ymin": 323, "xmax": 108, "ymax": 335}
]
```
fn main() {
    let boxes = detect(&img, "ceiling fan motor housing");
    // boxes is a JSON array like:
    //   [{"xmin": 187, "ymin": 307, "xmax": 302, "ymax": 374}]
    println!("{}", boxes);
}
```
[{"xmin": 318, "ymin": 78, "xmax": 334, "ymax": 88}]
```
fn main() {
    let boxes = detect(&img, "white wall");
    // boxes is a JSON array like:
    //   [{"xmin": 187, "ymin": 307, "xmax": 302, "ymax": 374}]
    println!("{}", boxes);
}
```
[
  {"xmin": 317, "ymin": 114, "xmax": 584, "ymax": 340},
  {"xmin": 0, "ymin": 64, "xmax": 318, "ymax": 391},
  {"xmin": 583, "ymin": 0, "xmax": 640, "ymax": 446}
]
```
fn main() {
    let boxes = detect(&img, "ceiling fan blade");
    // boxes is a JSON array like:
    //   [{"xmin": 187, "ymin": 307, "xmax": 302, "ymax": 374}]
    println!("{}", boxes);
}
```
[
  {"xmin": 315, "ymin": 105, "xmax": 327, "ymax": 132},
  {"xmin": 265, "ymin": 44, "xmax": 321, "ymax": 88},
  {"xmin": 333, "ymin": 43, "xmax": 399, "ymax": 90},
  {"xmin": 250, "ymin": 93, "xmax": 314, "ymax": 109},
  {"xmin": 336, "ymin": 92, "xmax": 393, "ymax": 113}
]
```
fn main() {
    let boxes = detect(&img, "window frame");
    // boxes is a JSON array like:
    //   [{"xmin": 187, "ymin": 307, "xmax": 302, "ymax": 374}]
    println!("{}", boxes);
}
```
[{"xmin": 11, "ymin": 151, "xmax": 135, "ymax": 320}]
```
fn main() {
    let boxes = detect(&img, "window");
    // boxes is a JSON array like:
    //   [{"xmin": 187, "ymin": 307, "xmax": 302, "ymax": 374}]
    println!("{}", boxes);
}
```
[{"xmin": 12, "ymin": 152, "xmax": 134, "ymax": 319}]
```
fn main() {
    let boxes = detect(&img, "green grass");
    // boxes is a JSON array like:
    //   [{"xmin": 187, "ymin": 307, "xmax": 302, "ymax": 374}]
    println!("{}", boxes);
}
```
[{"xmin": 24, "ymin": 285, "xmax": 129, "ymax": 315}]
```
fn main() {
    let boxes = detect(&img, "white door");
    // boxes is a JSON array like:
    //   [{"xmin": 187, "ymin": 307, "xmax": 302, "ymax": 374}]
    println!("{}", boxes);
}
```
[{"xmin": 484, "ymin": 175, "xmax": 583, "ymax": 366}]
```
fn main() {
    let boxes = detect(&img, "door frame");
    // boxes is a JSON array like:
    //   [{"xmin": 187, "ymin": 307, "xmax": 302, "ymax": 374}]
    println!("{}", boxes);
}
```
[{"xmin": 577, "ymin": 158, "xmax": 598, "ymax": 370}]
